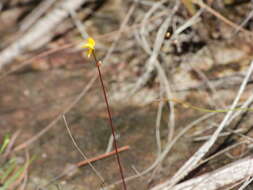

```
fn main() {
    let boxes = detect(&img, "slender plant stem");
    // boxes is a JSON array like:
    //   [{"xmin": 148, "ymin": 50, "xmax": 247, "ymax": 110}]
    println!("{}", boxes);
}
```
[
  {"xmin": 77, "ymin": 146, "xmax": 130, "ymax": 167},
  {"xmin": 92, "ymin": 51, "xmax": 127, "ymax": 190}
]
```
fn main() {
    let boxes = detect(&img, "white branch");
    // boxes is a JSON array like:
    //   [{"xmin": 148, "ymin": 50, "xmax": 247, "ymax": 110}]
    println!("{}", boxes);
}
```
[
  {"xmin": 0, "ymin": 0, "xmax": 86, "ymax": 69},
  {"xmin": 19, "ymin": 0, "xmax": 56, "ymax": 32},
  {"xmin": 168, "ymin": 156, "xmax": 253, "ymax": 190}
]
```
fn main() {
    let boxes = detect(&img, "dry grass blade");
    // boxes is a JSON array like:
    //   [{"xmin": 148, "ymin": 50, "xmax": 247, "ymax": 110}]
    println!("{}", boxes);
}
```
[
  {"xmin": 152, "ymin": 60, "xmax": 253, "ymax": 190},
  {"xmin": 131, "ymin": 2, "xmax": 179, "ymax": 94},
  {"xmin": 193, "ymin": 0, "xmax": 253, "ymax": 36},
  {"xmin": 62, "ymin": 114, "xmax": 105, "ymax": 184},
  {"xmin": 233, "ymin": 9, "xmax": 253, "ymax": 35},
  {"xmin": 238, "ymin": 175, "xmax": 253, "ymax": 190},
  {"xmin": 155, "ymin": 85, "xmax": 164, "ymax": 156}
]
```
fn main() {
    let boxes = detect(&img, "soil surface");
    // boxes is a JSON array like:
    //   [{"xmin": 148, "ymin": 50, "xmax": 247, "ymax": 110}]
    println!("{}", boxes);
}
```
[{"xmin": 1, "ymin": 0, "xmax": 253, "ymax": 190}]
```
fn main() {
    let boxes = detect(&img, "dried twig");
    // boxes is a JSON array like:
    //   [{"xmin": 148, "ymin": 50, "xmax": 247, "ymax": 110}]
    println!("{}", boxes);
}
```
[
  {"xmin": 168, "ymin": 156, "xmax": 253, "ymax": 190},
  {"xmin": 139, "ymin": 0, "xmax": 168, "ymax": 54},
  {"xmin": 131, "ymin": 2, "xmax": 180, "ymax": 146},
  {"xmin": 77, "ymin": 146, "xmax": 130, "ymax": 168},
  {"xmin": 69, "ymin": 8, "xmax": 89, "ymax": 39},
  {"xmin": 233, "ymin": 9, "xmax": 253, "ymax": 36},
  {"xmin": 106, "ymin": 112, "xmax": 217, "ymax": 188},
  {"xmin": 193, "ymin": 0, "xmax": 253, "ymax": 36},
  {"xmin": 155, "ymin": 85, "xmax": 164, "ymax": 156},
  {"xmin": 41, "ymin": 146, "xmax": 129, "ymax": 189},
  {"xmin": 62, "ymin": 114, "xmax": 105, "ymax": 184},
  {"xmin": 131, "ymin": 2, "xmax": 179, "ymax": 94},
  {"xmin": 0, "ymin": 8, "xmax": 168, "ymax": 77},
  {"xmin": 102, "ymin": 1, "xmax": 137, "ymax": 64},
  {"xmin": 0, "ymin": 0, "xmax": 87, "ymax": 68},
  {"xmin": 238, "ymin": 175, "xmax": 253, "ymax": 190},
  {"xmin": 155, "ymin": 61, "xmax": 175, "ymax": 142},
  {"xmin": 19, "ymin": 0, "xmax": 56, "ymax": 32},
  {"xmin": 152, "ymin": 60, "xmax": 253, "ymax": 190}
]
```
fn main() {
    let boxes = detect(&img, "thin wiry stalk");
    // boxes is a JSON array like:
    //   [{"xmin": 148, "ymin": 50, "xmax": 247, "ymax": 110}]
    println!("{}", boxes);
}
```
[
  {"xmin": 92, "ymin": 51, "xmax": 127, "ymax": 190},
  {"xmin": 62, "ymin": 114, "xmax": 105, "ymax": 185}
]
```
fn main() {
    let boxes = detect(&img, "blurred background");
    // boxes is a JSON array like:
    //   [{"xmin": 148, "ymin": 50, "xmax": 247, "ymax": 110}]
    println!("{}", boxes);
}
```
[{"xmin": 1, "ymin": 0, "xmax": 253, "ymax": 189}]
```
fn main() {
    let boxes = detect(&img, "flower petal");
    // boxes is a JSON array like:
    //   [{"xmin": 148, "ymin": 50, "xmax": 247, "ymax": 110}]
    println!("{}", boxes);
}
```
[
  {"xmin": 87, "ymin": 48, "xmax": 93, "ymax": 58},
  {"xmin": 81, "ymin": 37, "xmax": 96, "ymax": 58}
]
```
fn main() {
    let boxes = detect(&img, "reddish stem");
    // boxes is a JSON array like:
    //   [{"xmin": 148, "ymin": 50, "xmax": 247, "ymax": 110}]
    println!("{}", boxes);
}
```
[
  {"xmin": 77, "ymin": 146, "xmax": 130, "ymax": 167},
  {"xmin": 92, "ymin": 52, "xmax": 127, "ymax": 190}
]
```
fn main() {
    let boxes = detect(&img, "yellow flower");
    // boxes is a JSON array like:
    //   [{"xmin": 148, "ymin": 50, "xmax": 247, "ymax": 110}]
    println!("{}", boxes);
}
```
[{"xmin": 81, "ymin": 37, "xmax": 95, "ymax": 58}]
